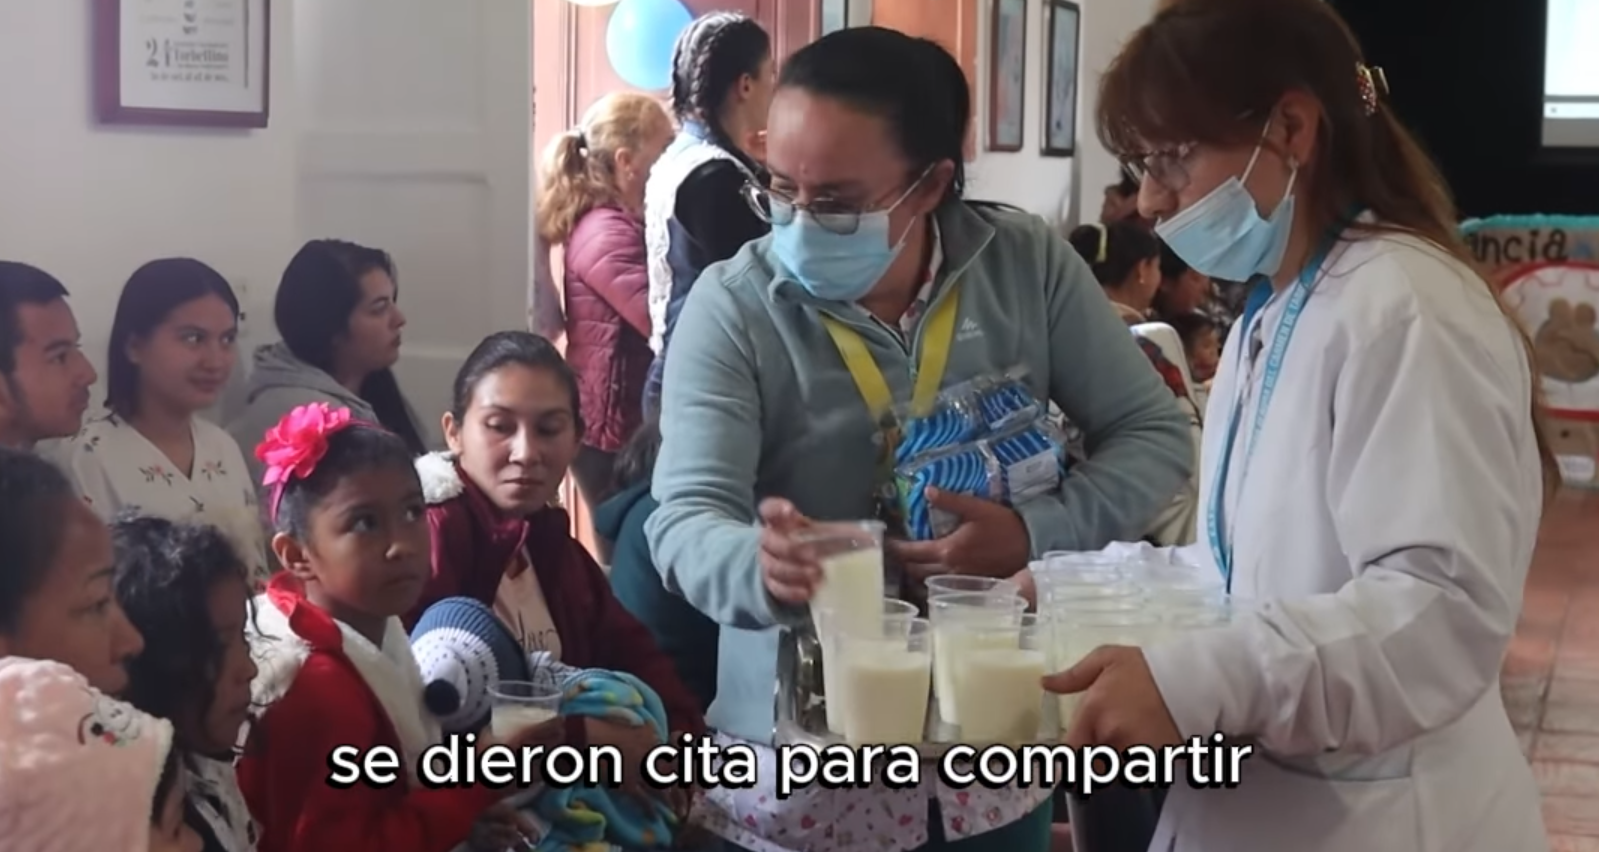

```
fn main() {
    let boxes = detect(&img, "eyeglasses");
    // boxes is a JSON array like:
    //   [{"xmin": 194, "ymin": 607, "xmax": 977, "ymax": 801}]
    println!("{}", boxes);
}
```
[
  {"xmin": 742, "ymin": 183, "xmax": 881, "ymax": 236},
  {"xmin": 1121, "ymin": 143, "xmax": 1196, "ymax": 194},
  {"xmin": 742, "ymin": 168, "xmax": 929, "ymax": 236}
]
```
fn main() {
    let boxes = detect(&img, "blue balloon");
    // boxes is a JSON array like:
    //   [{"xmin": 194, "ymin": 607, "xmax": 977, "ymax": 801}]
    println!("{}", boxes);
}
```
[{"xmin": 606, "ymin": 0, "xmax": 693, "ymax": 91}]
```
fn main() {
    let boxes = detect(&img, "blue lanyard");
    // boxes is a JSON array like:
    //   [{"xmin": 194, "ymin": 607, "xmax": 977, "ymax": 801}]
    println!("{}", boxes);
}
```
[{"xmin": 1205, "ymin": 231, "xmax": 1343, "ymax": 590}]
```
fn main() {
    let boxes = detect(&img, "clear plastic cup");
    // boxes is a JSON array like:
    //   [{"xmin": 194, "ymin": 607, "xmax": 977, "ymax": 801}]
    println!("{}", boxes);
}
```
[
  {"xmin": 800, "ymin": 520, "xmax": 887, "ymax": 640},
  {"xmin": 1034, "ymin": 553, "xmax": 1138, "ymax": 610},
  {"xmin": 1048, "ymin": 598, "xmax": 1161, "ymax": 726},
  {"xmin": 1133, "ymin": 563, "xmax": 1226, "ymax": 612},
  {"xmin": 950, "ymin": 613, "xmax": 1049, "ymax": 746},
  {"xmin": 817, "ymin": 598, "xmax": 918, "ymax": 734},
  {"xmin": 1163, "ymin": 593, "xmax": 1252, "ymax": 629},
  {"xmin": 834, "ymin": 615, "xmax": 932, "ymax": 746},
  {"xmin": 1040, "ymin": 551, "xmax": 1128, "ymax": 580},
  {"xmin": 1035, "ymin": 574, "xmax": 1143, "ymax": 612},
  {"xmin": 929, "ymin": 592, "xmax": 1028, "ymax": 724},
  {"xmin": 924, "ymin": 575, "xmax": 1021, "ymax": 600},
  {"xmin": 489, "ymin": 680, "xmax": 563, "ymax": 738}
]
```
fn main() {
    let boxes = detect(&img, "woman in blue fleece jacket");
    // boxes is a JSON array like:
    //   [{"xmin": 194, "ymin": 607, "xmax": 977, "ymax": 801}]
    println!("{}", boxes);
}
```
[{"xmin": 645, "ymin": 27, "xmax": 1192, "ymax": 852}]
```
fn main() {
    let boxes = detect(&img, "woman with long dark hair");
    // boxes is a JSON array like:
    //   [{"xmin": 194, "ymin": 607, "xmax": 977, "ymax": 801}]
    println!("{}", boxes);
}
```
[
  {"xmin": 226, "ymin": 239, "xmax": 427, "ymax": 484},
  {"xmin": 1041, "ymin": 1, "xmax": 1556, "ymax": 850},
  {"xmin": 409, "ymin": 331, "xmax": 704, "ymax": 755},
  {"xmin": 57, "ymin": 258, "xmax": 268, "ymax": 583},
  {"xmin": 641, "ymin": 10, "xmax": 775, "ymax": 419}
]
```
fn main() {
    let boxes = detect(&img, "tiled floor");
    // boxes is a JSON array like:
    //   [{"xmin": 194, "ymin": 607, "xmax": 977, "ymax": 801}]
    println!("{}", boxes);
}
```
[
  {"xmin": 1504, "ymin": 489, "xmax": 1599, "ymax": 849},
  {"xmin": 1051, "ymin": 490, "xmax": 1599, "ymax": 852}
]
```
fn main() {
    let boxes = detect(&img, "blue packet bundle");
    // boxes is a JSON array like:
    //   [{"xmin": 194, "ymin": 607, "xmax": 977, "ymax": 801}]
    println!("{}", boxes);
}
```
[
  {"xmin": 988, "ymin": 422, "xmax": 1069, "ymax": 503},
  {"xmin": 893, "ymin": 417, "xmax": 1068, "ymax": 541},
  {"xmin": 895, "ymin": 443, "xmax": 1004, "ymax": 541},
  {"xmin": 890, "ymin": 367, "xmax": 1042, "ymax": 466}
]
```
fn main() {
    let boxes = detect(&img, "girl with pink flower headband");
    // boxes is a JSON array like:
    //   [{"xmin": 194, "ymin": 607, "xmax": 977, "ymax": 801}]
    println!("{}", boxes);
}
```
[{"xmin": 237, "ymin": 403, "xmax": 562, "ymax": 852}]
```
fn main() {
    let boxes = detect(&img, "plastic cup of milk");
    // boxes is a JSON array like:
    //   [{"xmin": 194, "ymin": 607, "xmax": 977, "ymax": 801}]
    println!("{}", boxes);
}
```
[
  {"xmin": 836, "ymin": 615, "xmax": 932, "ymax": 747},
  {"xmin": 1040, "ymin": 551, "xmax": 1129, "ymax": 581},
  {"xmin": 817, "ymin": 598, "xmax": 918, "ymax": 734},
  {"xmin": 800, "ymin": 520, "xmax": 887, "ymax": 641},
  {"xmin": 1047, "ymin": 598, "xmax": 1160, "ymax": 728},
  {"xmin": 489, "ymin": 680, "xmax": 563, "ymax": 739},
  {"xmin": 924, "ymin": 575, "xmax": 1021, "ymax": 601},
  {"xmin": 950, "ymin": 613, "xmax": 1049, "ymax": 746},
  {"xmin": 929, "ymin": 592, "xmax": 1027, "ymax": 725}
]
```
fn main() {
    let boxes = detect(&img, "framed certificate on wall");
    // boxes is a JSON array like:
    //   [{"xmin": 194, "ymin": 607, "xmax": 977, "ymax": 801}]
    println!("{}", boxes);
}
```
[
  {"xmin": 1041, "ymin": 0, "xmax": 1080, "ymax": 157},
  {"xmin": 94, "ymin": 0, "xmax": 271, "ymax": 128}
]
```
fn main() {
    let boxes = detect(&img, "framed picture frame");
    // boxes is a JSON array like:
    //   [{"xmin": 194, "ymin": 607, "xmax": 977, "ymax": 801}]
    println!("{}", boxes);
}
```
[
  {"xmin": 986, "ymin": 0, "xmax": 1027, "ymax": 153},
  {"xmin": 1042, "ymin": 0, "xmax": 1080, "ymax": 158},
  {"xmin": 94, "ymin": 0, "xmax": 271, "ymax": 128}
]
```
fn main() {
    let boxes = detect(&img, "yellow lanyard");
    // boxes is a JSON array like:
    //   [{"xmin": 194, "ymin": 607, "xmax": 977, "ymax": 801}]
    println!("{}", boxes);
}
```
[{"xmin": 818, "ymin": 286, "xmax": 961, "ymax": 422}]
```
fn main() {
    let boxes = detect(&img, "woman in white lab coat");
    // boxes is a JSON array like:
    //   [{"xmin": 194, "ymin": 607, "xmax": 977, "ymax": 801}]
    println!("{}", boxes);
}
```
[{"xmin": 1044, "ymin": 1, "xmax": 1558, "ymax": 851}]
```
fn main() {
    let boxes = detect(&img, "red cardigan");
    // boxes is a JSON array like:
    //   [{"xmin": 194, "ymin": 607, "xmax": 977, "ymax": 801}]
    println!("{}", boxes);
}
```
[
  {"xmin": 238, "ymin": 577, "xmax": 499, "ymax": 852},
  {"xmin": 407, "ymin": 456, "xmax": 706, "ymax": 739},
  {"xmin": 564, "ymin": 205, "xmax": 653, "ymax": 453}
]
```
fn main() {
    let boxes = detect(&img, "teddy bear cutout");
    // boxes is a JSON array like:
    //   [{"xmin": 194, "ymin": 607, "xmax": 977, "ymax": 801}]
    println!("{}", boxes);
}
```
[{"xmin": 1534, "ymin": 298, "xmax": 1599, "ymax": 384}]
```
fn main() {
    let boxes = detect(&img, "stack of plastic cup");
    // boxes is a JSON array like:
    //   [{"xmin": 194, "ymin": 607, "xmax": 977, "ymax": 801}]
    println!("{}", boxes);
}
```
[
  {"xmin": 817, "ymin": 598, "xmax": 917, "ymax": 734},
  {"xmin": 1130, "ymin": 561, "xmax": 1224, "ymax": 609},
  {"xmin": 949, "ymin": 612, "xmax": 1049, "ymax": 746},
  {"xmin": 1124, "ymin": 562, "xmax": 1224, "ymax": 642},
  {"xmin": 1161, "ymin": 593, "xmax": 1253, "ymax": 632},
  {"xmin": 832, "ymin": 612, "xmax": 932, "ymax": 746},
  {"xmin": 1034, "ymin": 555, "xmax": 1141, "ymax": 614},
  {"xmin": 1047, "ymin": 596, "xmax": 1161, "ymax": 725},
  {"xmin": 1038, "ymin": 551, "xmax": 1128, "ymax": 581},
  {"xmin": 928, "ymin": 591, "xmax": 1028, "ymax": 725}
]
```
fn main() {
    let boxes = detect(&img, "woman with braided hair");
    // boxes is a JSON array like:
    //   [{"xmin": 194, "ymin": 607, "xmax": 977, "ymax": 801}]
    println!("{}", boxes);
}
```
[{"xmin": 641, "ymin": 10, "xmax": 774, "ymax": 420}]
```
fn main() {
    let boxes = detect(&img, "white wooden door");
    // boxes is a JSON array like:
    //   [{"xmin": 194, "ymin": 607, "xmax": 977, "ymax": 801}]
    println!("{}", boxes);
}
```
[{"xmin": 294, "ymin": 0, "xmax": 531, "ymax": 445}]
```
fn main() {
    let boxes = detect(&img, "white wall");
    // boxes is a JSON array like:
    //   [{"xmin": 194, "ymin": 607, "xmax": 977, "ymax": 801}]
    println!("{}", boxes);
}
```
[
  {"xmin": 1074, "ymin": 0, "xmax": 1157, "ymax": 220},
  {"xmin": 0, "ymin": 0, "xmax": 298, "ymax": 401},
  {"xmin": 968, "ymin": 0, "xmax": 1155, "ymax": 226}
]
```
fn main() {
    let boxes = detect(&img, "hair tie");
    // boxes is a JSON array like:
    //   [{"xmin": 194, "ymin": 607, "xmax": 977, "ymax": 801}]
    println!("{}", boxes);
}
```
[
  {"xmin": 255, "ymin": 402, "xmax": 365, "ymax": 523},
  {"xmin": 1357, "ymin": 63, "xmax": 1389, "ymax": 117},
  {"xmin": 1090, "ymin": 222, "xmax": 1109, "ymax": 264}
]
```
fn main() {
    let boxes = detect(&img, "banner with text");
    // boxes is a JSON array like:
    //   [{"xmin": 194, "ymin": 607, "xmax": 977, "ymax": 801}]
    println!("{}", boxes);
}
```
[{"xmin": 1464, "ymin": 215, "xmax": 1599, "ymax": 488}]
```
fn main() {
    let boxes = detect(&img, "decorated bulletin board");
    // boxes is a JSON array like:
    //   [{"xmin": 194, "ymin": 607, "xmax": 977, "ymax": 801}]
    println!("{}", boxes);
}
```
[{"xmin": 1463, "ymin": 215, "xmax": 1599, "ymax": 489}]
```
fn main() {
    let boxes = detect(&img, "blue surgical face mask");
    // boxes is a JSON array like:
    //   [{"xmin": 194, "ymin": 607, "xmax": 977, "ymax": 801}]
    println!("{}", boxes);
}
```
[
  {"xmin": 770, "ymin": 176, "xmax": 925, "ymax": 302},
  {"xmin": 1155, "ymin": 124, "xmax": 1298, "ymax": 282}
]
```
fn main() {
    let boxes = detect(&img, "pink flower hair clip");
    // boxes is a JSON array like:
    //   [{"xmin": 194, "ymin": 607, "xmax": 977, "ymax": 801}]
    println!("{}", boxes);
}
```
[{"xmin": 255, "ymin": 402, "xmax": 357, "ymax": 522}]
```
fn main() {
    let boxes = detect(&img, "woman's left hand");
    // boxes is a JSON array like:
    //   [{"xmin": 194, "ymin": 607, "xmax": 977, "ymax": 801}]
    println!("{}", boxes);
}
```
[
  {"xmin": 886, "ymin": 487, "xmax": 1031, "ymax": 580},
  {"xmin": 1044, "ymin": 645, "xmax": 1183, "ymax": 751}
]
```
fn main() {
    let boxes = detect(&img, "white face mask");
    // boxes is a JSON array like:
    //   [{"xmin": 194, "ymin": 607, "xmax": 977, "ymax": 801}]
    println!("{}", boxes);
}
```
[{"xmin": 1155, "ymin": 120, "xmax": 1298, "ymax": 282}]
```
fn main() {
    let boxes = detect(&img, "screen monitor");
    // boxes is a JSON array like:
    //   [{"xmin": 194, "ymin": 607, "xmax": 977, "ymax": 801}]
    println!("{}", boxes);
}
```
[{"xmin": 1544, "ymin": 0, "xmax": 1599, "ymax": 147}]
